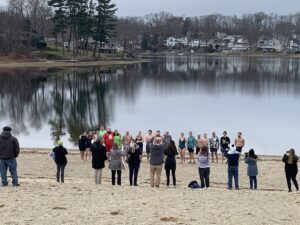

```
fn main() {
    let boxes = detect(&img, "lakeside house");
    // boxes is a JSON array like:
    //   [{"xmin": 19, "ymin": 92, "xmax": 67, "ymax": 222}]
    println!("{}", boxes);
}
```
[
  {"xmin": 257, "ymin": 39, "xmax": 284, "ymax": 52},
  {"xmin": 288, "ymin": 39, "xmax": 300, "ymax": 53}
]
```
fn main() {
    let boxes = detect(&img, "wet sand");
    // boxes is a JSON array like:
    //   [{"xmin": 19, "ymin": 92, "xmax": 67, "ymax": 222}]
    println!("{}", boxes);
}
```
[{"xmin": 0, "ymin": 151, "xmax": 299, "ymax": 225}]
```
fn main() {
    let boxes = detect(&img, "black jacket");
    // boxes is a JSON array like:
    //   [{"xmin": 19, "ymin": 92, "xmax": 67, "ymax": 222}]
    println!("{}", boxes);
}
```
[
  {"xmin": 164, "ymin": 145, "xmax": 178, "ymax": 170},
  {"xmin": 91, "ymin": 141, "xmax": 108, "ymax": 169},
  {"xmin": 53, "ymin": 146, "xmax": 68, "ymax": 165},
  {"xmin": 127, "ymin": 147, "xmax": 142, "ymax": 166},
  {"xmin": 0, "ymin": 131, "xmax": 20, "ymax": 159},
  {"xmin": 282, "ymin": 154, "xmax": 298, "ymax": 173}
]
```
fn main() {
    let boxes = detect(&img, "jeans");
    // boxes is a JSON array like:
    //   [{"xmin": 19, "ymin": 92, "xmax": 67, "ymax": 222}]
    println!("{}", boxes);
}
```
[
  {"xmin": 249, "ymin": 176, "xmax": 257, "ymax": 189},
  {"xmin": 129, "ymin": 164, "xmax": 140, "ymax": 186},
  {"xmin": 94, "ymin": 169, "xmax": 102, "ymax": 184},
  {"xmin": 111, "ymin": 170, "xmax": 121, "ymax": 185},
  {"xmin": 0, "ymin": 158, "xmax": 18, "ymax": 186},
  {"xmin": 56, "ymin": 164, "xmax": 66, "ymax": 182},
  {"xmin": 228, "ymin": 166, "xmax": 239, "ymax": 189},
  {"xmin": 150, "ymin": 165, "xmax": 162, "ymax": 187},
  {"xmin": 166, "ymin": 169, "xmax": 176, "ymax": 186},
  {"xmin": 198, "ymin": 167, "xmax": 210, "ymax": 188}
]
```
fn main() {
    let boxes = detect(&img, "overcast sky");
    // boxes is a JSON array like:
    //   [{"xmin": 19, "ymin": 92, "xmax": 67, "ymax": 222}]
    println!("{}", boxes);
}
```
[{"xmin": 0, "ymin": 0, "xmax": 300, "ymax": 16}]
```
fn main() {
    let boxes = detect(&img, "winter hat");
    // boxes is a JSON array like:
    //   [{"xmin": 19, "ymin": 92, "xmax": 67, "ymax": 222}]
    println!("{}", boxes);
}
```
[
  {"xmin": 3, "ymin": 126, "xmax": 12, "ymax": 132},
  {"xmin": 57, "ymin": 140, "xmax": 64, "ymax": 146}
]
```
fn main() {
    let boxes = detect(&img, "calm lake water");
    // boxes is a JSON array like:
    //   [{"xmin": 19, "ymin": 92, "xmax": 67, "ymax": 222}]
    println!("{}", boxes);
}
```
[{"xmin": 1, "ymin": 55, "xmax": 300, "ymax": 155}]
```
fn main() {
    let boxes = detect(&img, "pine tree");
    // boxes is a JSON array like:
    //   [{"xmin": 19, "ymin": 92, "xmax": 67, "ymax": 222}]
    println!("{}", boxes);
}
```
[
  {"xmin": 92, "ymin": 0, "xmax": 117, "ymax": 57},
  {"xmin": 48, "ymin": 0, "xmax": 67, "ymax": 55}
]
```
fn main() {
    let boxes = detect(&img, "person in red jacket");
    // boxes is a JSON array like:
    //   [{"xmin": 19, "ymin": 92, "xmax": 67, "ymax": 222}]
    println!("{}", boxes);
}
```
[{"xmin": 103, "ymin": 127, "xmax": 114, "ymax": 155}]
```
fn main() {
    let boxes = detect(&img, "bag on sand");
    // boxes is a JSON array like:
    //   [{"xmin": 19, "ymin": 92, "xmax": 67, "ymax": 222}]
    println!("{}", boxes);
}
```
[{"xmin": 188, "ymin": 180, "xmax": 200, "ymax": 189}]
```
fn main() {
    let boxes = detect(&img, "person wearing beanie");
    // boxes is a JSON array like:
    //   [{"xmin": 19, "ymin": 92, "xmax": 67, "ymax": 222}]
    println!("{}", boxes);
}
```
[
  {"xmin": 244, "ymin": 149, "xmax": 259, "ymax": 190},
  {"xmin": 224, "ymin": 144, "xmax": 240, "ymax": 190},
  {"xmin": 52, "ymin": 140, "xmax": 68, "ymax": 183},
  {"xmin": 0, "ymin": 126, "xmax": 20, "ymax": 187}
]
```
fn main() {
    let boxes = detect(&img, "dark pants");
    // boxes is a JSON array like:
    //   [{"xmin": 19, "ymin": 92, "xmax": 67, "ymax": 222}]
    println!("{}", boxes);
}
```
[
  {"xmin": 56, "ymin": 164, "xmax": 66, "ymax": 182},
  {"xmin": 249, "ymin": 176, "xmax": 257, "ymax": 189},
  {"xmin": 0, "ymin": 158, "xmax": 18, "ymax": 186},
  {"xmin": 228, "ymin": 166, "xmax": 239, "ymax": 189},
  {"xmin": 112, "ymin": 170, "xmax": 121, "ymax": 185},
  {"xmin": 138, "ymin": 143, "xmax": 143, "ymax": 153},
  {"xmin": 166, "ymin": 169, "xmax": 176, "ymax": 186},
  {"xmin": 285, "ymin": 169, "xmax": 299, "ymax": 191},
  {"xmin": 198, "ymin": 167, "xmax": 210, "ymax": 188},
  {"xmin": 129, "ymin": 164, "xmax": 140, "ymax": 186}
]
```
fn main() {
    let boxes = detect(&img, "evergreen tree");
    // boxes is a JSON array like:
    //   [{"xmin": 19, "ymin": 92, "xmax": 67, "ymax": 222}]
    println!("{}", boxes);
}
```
[
  {"xmin": 92, "ymin": 0, "xmax": 117, "ymax": 56},
  {"xmin": 48, "ymin": 0, "xmax": 67, "ymax": 55}
]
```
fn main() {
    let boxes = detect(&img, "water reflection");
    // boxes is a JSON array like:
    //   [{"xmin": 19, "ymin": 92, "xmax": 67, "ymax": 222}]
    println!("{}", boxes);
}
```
[{"xmin": 0, "ymin": 56, "xmax": 299, "ymax": 151}]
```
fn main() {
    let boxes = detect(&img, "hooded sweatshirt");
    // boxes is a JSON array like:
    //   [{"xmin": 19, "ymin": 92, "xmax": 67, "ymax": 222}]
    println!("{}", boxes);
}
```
[
  {"xmin": 224, "ymin": 149, "xmax": 240, "ymax": 167},
  {"xmin": 150, "ymin": 144, "xmax": 165, "ymax": 166},
  {"xmin": 0, "ymin": 131, "xmax": 20, "ymax": 159}
]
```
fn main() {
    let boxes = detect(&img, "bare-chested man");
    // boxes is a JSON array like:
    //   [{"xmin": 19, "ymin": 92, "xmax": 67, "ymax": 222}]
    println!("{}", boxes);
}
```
[
  {"xmin": 235, "ymin": 132, "xmax": 245, "ymax": 153},
  {"xmin": 122, "ymin": 131, "xmax": 133, "ymax": 157}
]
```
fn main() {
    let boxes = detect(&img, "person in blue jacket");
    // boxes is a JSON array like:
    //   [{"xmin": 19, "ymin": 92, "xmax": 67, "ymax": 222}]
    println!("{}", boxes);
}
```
[{"xmin": 244, "ymin": 149, "xmax": 258, "ymax": 190}]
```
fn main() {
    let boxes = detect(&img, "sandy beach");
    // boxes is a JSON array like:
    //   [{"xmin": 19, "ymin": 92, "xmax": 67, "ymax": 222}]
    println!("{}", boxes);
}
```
[{"xmin": 0, "ymin": 150, "xmax": 299, "ymax": 225}]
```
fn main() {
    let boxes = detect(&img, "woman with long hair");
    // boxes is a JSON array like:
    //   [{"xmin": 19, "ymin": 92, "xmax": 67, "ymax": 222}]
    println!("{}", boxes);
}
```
[
  {"xmin": 127, "ymin": 141, "xmax": 142, "ymax": 186},
  {"xmin": 244, "ymin": 149, "xmax": 258, "ymax": 190},
  {"xmin": 109, "ymin": 143, "xmax": 125, "ymax": 186},
  {"xmin": 282, "ymin": 149, "xmax": 299, "ymax": 192},
  {"xmin": 164, "ymin": 140, "xmax": 178, "ymax": 187},
  {"xmin": 178, "ymin": 133, "xmax": 186, "ymax": 163},
  {"xmin": 197, "ymin": 145, "xmax": 210, "ymax": 189}
]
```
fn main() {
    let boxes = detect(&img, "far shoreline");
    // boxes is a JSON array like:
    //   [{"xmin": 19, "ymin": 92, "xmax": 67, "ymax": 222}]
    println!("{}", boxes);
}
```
[{"xmin": 0, "ymin": 59, "xmax": 149, "ymax": 69}]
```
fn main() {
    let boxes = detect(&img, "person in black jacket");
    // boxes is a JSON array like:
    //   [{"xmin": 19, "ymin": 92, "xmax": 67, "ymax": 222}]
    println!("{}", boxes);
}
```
[
  {"xmin": 224, "ymin": 145, "xmax": 240, "ymax": 190},
  {"xmin": 90, "ymin": 137, "xmax": 108, "ymax": 184},
  {"xmin": 52, "ymin": 140, "xmax": 68, "ymax": 183},
  {"xmin": 282, "ymin": 149, "xmax": 299, "ymax": 192},
  {"xmin": 0, "ymin": 126, "xmax": 20, "ymax": 187},
  {"xmin": 127, "ymin": 142, "xmax": 142, "ymax": 186},
  {"xmin": 164, "ymin": 140, "xmax": 178, "ymax": 187}
]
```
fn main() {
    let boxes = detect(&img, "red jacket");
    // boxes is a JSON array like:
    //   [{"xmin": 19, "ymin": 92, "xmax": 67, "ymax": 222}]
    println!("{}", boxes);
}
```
[{"xmin": 103, "ymin": 132, "xmax": 114, "ymax": 151}]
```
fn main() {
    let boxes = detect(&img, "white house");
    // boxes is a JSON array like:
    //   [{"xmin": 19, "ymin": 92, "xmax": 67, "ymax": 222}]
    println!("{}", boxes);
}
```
[
  {"xmin": 289, "ymin": 39, "xmax": 300, "ymax": 52},
  {"xmin": 165, "ymin": 37, "xmax": 178, "ymax": 47},
  {"xmin": 257, "ymin": 39, "xmax": 284, "ymax": 52}
]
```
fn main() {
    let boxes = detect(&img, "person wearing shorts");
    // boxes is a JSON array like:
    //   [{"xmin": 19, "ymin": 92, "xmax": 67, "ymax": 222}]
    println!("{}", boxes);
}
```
[
  {"xmin": 178, "ymin": 133, "xmax": 186, "ymax": 163},
  {"xmin": 187, "ymin": 131, "xmax": 196, "ymax": 164},
  {"xmin": 196, "ymin": 134, "xmax": 202, "ymax": 155},
  {"xmin": 209, "ymin": 131, "xmax": 220, "ymax": 163},
  {"xmin": 235, "ymin": 132, "xmax": 245, "ymax": 153},
  {"xmin": 145, "ymin": 130, "xmax": 153, "ymax": 162},
  {"xmin": 220, "ymin": 131, "xmax": 230, "ymax": 163}
]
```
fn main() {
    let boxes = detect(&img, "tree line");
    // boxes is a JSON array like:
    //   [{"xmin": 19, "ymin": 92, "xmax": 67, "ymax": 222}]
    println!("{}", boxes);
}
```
[
  {"xmin": 1, "ymin": 3, "xmax": 300, "ymax": 56},
  {"xmin": 116, "ymin": 11, "xmax": 300, "ymax": 51}
]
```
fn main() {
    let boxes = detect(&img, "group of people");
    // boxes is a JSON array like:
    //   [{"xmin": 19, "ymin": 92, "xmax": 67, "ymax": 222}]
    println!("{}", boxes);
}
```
[{"xmin": 0, "ymin": 126, "xmax": 298, "ymax": 193}]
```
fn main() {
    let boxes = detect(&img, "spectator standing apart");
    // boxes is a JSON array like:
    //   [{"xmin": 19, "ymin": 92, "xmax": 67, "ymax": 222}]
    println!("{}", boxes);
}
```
[
  {"xmin": 187, "ymin": 131, "xmax": 196, "ymax": 164},
  {"xmin": 282, "ymin": 149, "xmax": 299, "ymax": 192},
  {"xmin": 135, "ymin": 131, "xmax": 144, "ymax": 155},
  {"xmin": 220, "ymin": 131, "xmax": 231, "ymax": 163},
  {"xmin": 90, "ymin": 137, "xmax": 108, "ymax": 185},
  {"xmin": 163, "ymin": 131, "xmax": 172, "ymax": 148},
  {"xmin": 244, "ymin": 149, "xmax": 258, "ymax": 190},
  {"xmin": 113, "ymin": 130, "xmax": 122, "ymax": 148},
  {"xmin": 127, "ymin": 142, "xmax": 142, "ymax": 186},
  {"xmin": 103, "ymin": 128, "xmax": 114, "ymax": 158},
  {"xmin": 98, "ymin": 125, "xmax": 106, "ymax": 138},
  {"xmin": 178, "ymin": 133, "xmax": 187, "ymax": 163},
  {"xmin": 164, "ymin": 140, "xmax": 178, "ymax": 187},
  {"xmin": 209, "ymin": 132, "xmax": 220, "ymax": 163},
  {"xmin": 196, "ymin": 134, "xmax": 202, "ymax": 155},
  {"xmin": 197, "ymin": 146, "xmax": 210, "ymax": 189},
  {"xmin": 224, "ymin": 145, "xmax": 240, "ymax": 190},
  {"xmin": 145, "ymin": 130, "xmax": 154, "ymax": 162},
  {"xmin": 0, "ymin": 127, "xmax": 20, "ymax": 187},
  {"xmin": 235, "ymin": 132, "xmax": 245, "ymax": 153},
  {"xmin": 122, "ymin": 131, "xmax": 133, "ymax": 157},
  {"xmin": 109, "ymin": 143, "xmax": 125, "ymax": 186},
  {"xmin": 78, "ymin": 132, "xmax": 88, "ymax": 162},
  {"xmin": 150, "ymin": 137, "xmax": 165, "ymax": 188},
  {"xmin": 52, "ymin": 140, "xmax": 68, "ymax": 183}
]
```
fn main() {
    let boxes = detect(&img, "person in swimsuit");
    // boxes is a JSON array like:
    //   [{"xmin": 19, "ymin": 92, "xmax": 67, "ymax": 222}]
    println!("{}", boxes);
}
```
[
  {"xmin": 196, "ymin": 134, "xmax": 202, "ymax": 155},
  {"xmin": 220, "ymin": 131, "xmax": 231, "ymax": 163},
  {"xmin": 187, "ymin": 131, "xmax": 196, "ymax": 164},
  {"xmin": 235, "ymin": 132, "xmax": 245, "ymax": 153},
  {"xmin": 178, "ymin": 133, "xmax": 186, "ymax": 163},
  {"xmin": 135, "ymin": 131, "xmax": 144, "ymax": 156},
  {"xmin": 209, "ymin": 131, "xmax": 220, "ymax": 163},
  {"xmin": 78, "ymin": 132, "xmax": 88, "ymax": 162},
  {"xmin": 122, "ymin": 131, "xmax": 133, "ymax": 160},
  {"xmin": 145, "ymin": 130, "xmax": 154, "ymax": 162}
]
